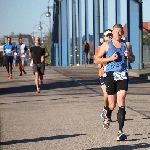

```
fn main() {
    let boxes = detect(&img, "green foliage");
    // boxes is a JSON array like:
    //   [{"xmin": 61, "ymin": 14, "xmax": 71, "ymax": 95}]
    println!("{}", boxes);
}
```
[
  {"xmin": 44, "ymin": 34, "xmax": 51, "ymax": 65},
  {"xmin": 143, "ymin": 32, "xmax": 150, "ymax": 45}
]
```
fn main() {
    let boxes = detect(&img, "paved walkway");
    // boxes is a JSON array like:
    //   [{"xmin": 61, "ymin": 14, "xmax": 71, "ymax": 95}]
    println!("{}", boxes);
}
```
[
  {"xmin": 79, "ymin": 63, "xmax": 150, "ymax": 80},
  {"xmin": 0, "ymin": 66, "xmax": 150, "ymax": 150}
]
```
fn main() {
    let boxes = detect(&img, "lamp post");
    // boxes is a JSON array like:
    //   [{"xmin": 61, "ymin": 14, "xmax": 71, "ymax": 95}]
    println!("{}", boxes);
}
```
[
  {"xmin": 38, "ymin": 22, "xmax": 49, "ymax": 36},
  {"xmin": 38, "ymin": 21, "xmax": 43, "ymax": 39},
  {"xmin": 32, "ymin": 24, "xmax": 42, "ymax": 39}
]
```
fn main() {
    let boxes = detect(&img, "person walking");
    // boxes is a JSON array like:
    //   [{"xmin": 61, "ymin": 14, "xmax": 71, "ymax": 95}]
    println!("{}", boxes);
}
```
[
  {"xmin": 3, "ymin": 37, "xmax": 16, "ymax": 79},
  {"xmin": 94, "ymin": 24, "xmax": 135, "ymax": 141},
  {"xmin": 84, "ymin": 41, "xmax": 90, "ymax": 64},
  {"xmin": 16, "ymin": 37, "xmax": 28, "ymax": 76},
  {"xmin": 94, "ymin": 29, "xmax": 112, "ymax": 121},
  {"xmin": 29, "ymin": 37, "xmax": 48, "ymax": 93}
]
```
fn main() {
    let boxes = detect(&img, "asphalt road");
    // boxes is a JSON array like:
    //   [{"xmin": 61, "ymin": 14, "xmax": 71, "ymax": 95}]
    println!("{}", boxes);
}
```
[{"xmin": 0, "ymin": 66, "xmax": 150, "ymax": 150}]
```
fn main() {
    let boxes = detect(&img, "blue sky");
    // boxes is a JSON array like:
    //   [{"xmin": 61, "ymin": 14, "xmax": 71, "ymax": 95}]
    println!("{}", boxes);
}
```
[{"xmin": 0, "ymin": 0, "xmax": 150, "ymax": 38}]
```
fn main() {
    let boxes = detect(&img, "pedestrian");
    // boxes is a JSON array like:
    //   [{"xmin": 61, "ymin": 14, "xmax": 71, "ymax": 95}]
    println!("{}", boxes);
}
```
[
  {"xmin": 94, "ymin": 24, "xmax": 135, "ymax": 141},
  {"xmin": 84, "ymin": 41, "xmax": 90, "ymax": 64},
  {"xmin": 16, "ymin": 37, "xmax": 28, "ymax": 76},
  {"xmin": 3, "ymin": 37, "xmax": 16, "ymax": 79},
  {"xmin": 29, "ymin": 37, "xmax": 48, "ymax": 93},
  {"xmin": 94, "ymin": 29, "xmax": 112, "ymax": 121}
]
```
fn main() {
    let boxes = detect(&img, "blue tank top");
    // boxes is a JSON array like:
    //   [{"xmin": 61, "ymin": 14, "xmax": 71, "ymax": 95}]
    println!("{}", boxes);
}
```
[
  {"xmin": 3, "ymin": 43, "xmax": 16, "ymax": 56},
  {"xmin": 105, "ymin": 39, "xmax": 128, "ymax": 72}
]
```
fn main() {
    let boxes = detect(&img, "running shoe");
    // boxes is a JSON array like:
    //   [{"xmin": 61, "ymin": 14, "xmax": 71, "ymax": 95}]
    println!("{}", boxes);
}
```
[
  {"xmin": 7, "ymin": 73, "xmax": 10, "ymax": 78},
  {"xmin": 22, "ymin": 70, "xmax": 27, "ymax": 74},
  {"xmin": 9, "ymin": 74, "xmax": 12, "ymax": 79},
  {"xmin": 117, "ymin": 132, "xmax": 127, "ymax": 141},
  {"xmin": 37, "ymin": 88, "xmax": 40, "ymax": 93},
  {"xmin": 103, "ymin": 118, "xmax": 110, "ymax": 129},
  {"xmin": 101, "ymin": 109, "xmax": 107, "ymax": 120}
]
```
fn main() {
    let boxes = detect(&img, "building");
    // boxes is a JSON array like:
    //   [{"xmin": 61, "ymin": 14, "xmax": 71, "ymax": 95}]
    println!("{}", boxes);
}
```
[{"xmin": 123, "ymin": 22, "xmax": 150, "ymax": 37}]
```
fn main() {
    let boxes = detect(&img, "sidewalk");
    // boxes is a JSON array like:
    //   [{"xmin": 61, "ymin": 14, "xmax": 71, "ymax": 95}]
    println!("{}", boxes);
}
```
[
  {"xmin": 0, "ymin": 66, "xmax": 150, "ymax": 150},
  {"xmin": 75, "ymin": 63, "xmax": 150, "ymax": 80}
]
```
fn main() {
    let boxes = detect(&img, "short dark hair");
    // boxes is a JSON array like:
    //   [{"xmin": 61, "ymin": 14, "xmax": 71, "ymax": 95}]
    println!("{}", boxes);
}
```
[
  {"xmin": 7, "ymin": 37, "xmax": 11, "ymax": 40},
  {"xmin": 113, "ymin": 24, "xmax": 123, "ymax": 30},
  {"xmin": 19, "ymin": 37, "xmax": 22, "ymax": 40}
]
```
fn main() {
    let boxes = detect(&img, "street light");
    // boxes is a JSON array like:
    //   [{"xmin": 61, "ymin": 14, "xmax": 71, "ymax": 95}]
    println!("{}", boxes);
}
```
[
  {"xmin": 32, "ymin": 24, "xmax": 41, "ymax": 39},
  {"xmin": 38, "ymin": 22, "xmax": 43, "ymax": 30},
  {"xmin": 38, "ymin": 21, "xmax": 49, "ymax": 40},
  {"xmin": 46, "ymin": 6, "xmax": 51, "ymax": 17}
]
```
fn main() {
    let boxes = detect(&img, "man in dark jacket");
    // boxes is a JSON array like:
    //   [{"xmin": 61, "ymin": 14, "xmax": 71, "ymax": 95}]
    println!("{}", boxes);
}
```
[{"xmin": 84, "ymin": 41, "xmax": 89, "ymax": 64}]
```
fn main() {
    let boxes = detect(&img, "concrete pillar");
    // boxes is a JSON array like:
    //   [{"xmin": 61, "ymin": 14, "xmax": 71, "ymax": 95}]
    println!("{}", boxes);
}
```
[
  {"xmin": 61, "ymin": 0, "xmax": 68, "ymax": 66},
  {"xmin": 103, "ymin": 0, "xmax": 108, "ymax": 30},
  {"xmin": 67, "ymin": 0, "xmax": 70, "ymax": 66},
  {"xmin": 54, "ymin": 43, "xmax": 58, "ymax": 66},
  {"xmin": 127, "ymin": 0, "xmax": 142, "ymax": 69},
  {"xmin": 78, "ymin": 0, "xmax": 82, "ymax": 65},
  {"xmin": 85, "ymin": 0, "xmax": 90, "ymax": 62},
  {"xmin": 93, "ymin": 0, "xmax": 100, "ymax": 54},
  {"xmin": 58, "ymin": 1, "xmax": 62, "ymax": 66},
  {"xmin": 115, "ymin": 0, "xmax": 121, "ymax": 24},
  {"xmin": 72, "ymin": 0, "xmax": 76, "ymax": 65}
]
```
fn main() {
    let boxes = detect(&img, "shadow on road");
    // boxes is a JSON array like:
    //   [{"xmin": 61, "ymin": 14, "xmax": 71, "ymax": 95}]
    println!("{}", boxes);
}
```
[
  {"xmin": 0, "ymin": 77, "xmax": 150, "ymax": 96},
  {"xmin": 0, "ymin": 134, "xmax": 86, "ymax": 145},
  {"xmin": 87, "ymin": 143, "xmax": 150, "ymax": 150}
]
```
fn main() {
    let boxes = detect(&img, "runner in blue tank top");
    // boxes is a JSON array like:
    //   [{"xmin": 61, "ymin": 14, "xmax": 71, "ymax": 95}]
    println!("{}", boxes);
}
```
[{"xmin": 95, "ymin": 24, "xmax": 135, "ymax": 141}]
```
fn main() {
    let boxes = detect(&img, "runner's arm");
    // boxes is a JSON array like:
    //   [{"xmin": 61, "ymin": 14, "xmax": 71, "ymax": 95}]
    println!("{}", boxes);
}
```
[
  {"xmin": 29, "ymin": 48, "xmax": 32, "ymax": 59},
  {"xmin": 94, "ymin": 42, "xmax": 117, "ymax": 64},
  {"xmin": 44, "ymin": 48, "xmax": 49, "ymax": 58},
  {"xmin": 126, "ymin": 42, "xmax": 135, "ymax": 63},
  {"xmin": 41, "ymin": 49, "xmax": 46, "ymax": 62},
  {"xmin": 3, "ymin": 45, "xmax": 5, "ymax": 56},
  {"xmin": 94, "ymin": 46, "xmax": 103, "ymax": 68}
]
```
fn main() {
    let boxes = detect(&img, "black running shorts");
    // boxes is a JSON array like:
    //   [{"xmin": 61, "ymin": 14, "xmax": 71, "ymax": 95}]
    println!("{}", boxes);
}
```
[
  {"xmin": 105, "ymin": 72, "xmax": 128, "ymax": 95},
  {"xmin": 99, "ymin": 76, "xmax": 105, "ymax": 86},
  {"xmin": 16, "ymin": 56, "xmax": 21, "ymax": 63},
  {"xmin": 33, "ymin": 63, "xmax": 45, "ymax": 75}
]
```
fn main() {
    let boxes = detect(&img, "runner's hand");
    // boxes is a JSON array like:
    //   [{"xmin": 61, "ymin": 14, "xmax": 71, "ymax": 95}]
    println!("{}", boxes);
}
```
[
  {"xmin": 111, "ymin": 52, "xmax": 118, "ymax": 61},
  {"xmin": 98, "ymin": 64, "xmax": 102, "ymax": 68},
  {"xmin": 124, "ymin": 50, "xmax": 130, "ymax": 58}
]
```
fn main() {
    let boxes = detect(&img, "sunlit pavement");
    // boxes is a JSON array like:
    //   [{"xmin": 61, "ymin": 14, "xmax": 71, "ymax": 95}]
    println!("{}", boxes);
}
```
[{"xmin": 0, "ymin": 66, "xmax": 150, "ymax": 150}]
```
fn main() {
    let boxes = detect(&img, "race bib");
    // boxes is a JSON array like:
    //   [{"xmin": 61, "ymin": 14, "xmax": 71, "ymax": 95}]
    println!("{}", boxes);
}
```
[
  {"xmin": 21, "ymin": 54, "xmax": 25, "ymax": 58},
  {"xmin": 5, "ymin": 49, "xmax": 12, "ymax": 53},
  {"xmin": 113, "ymin": 72, "xmax": 127, "ymax": 81}
]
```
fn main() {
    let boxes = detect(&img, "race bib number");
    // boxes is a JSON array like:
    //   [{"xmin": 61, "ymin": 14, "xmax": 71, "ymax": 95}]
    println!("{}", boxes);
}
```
[
  {"xmin": 113, "ymin": 72, "xmax": 127, "ymax": 81},
  {"xmin": 5, "ymin": 49, "xmax": 12, "ymax": 53},
  {"xmin": 21, "ymin": 54, "xmax": 25, "ymax": 58}
]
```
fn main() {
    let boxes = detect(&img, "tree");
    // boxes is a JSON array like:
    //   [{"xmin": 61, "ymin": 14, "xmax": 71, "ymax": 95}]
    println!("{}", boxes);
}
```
[
  {"xmin": 143, "ymin": 31, "xmax": 150, "ymax": 45},
  {"xmin": 45, "ymin": 33, "xmax": 52, "ymax": 65}
]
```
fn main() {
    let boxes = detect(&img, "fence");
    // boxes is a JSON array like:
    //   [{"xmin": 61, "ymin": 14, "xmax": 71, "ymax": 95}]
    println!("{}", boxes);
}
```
[{"xmin": 143, "ymin": 45, "xmax": 150, "ymax": 63}]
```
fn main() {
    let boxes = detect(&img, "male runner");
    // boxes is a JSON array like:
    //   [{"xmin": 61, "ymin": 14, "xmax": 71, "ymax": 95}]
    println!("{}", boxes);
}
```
[
  {"xmin": 95, "ymin": 24, "xmax": 135, "ymax": 141},
  {"xmin": 95, "ymin": 29, "xmax": 112, "ymax": 121},
  {"xmin": 16, "ymin": 37, "xmax": 28, "ymax": 76},
  {"xmin": 29, "ymin": 37, "xmax": 48, "ymax": 93},
  {"xmin": 3, "ymin": 37, "xmax": 16, "ymax": 79}
]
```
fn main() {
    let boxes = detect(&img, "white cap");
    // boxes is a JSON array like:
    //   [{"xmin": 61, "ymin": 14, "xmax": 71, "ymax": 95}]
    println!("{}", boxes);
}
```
[{"xmin": 104, "ymin": 30, "xmax": 112, "ymax": 36}]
